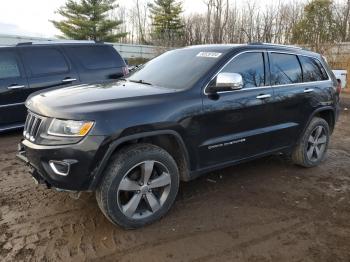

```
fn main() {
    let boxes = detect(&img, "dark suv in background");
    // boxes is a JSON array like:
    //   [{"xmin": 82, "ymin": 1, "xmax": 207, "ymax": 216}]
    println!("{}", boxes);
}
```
[
  {"xmin": 0, "ymin": 41, "xmax": 128, "ymax": 132},
  {"xmin": 18, "ymin": 43, "xmax": 340, "ymax": 229}
]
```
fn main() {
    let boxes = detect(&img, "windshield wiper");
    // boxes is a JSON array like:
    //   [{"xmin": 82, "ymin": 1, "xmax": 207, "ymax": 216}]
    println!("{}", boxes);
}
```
[{"xmin": 128, "ymin": 79, "xmax": 153, "ymax": 86}]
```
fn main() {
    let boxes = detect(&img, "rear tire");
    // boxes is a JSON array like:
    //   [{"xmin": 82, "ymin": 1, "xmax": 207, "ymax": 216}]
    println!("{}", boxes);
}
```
[
  {"xmin": 96, "ymin": 143, "xmax": 179, "ymax": 229},
  {"xmin": 292, "ymin": 117, "xmax": 330, "ymax": 168}
]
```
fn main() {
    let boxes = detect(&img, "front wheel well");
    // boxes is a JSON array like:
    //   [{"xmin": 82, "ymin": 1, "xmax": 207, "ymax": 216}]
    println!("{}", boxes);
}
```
[{"xmin": 111, "ymin": 134, "xmax": 190, "ymax": 181}]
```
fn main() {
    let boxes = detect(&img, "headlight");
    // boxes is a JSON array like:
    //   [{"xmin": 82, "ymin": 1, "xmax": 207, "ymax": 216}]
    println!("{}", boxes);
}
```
[{"xmin": 48, "ymin": 119, "xmax": 94, "ymax": 137}]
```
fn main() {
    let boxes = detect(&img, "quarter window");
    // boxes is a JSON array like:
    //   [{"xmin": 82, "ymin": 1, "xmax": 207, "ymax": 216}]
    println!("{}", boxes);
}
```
[
  {"xmin": 22, "ymin": 47, "xmax": 69, "ymax": 76},
  {"xmin": 299, "ymin": 56, "xmax": 328, "ymax": 82},
  {"xmin": 0, "ymin": 51, "xmax": 21, "ymax": 79},
  {"xmin": 270, "ymin": 53, "xmax": 302, "ymax": 85},
  {"xmin": 221, "ymin": 52, "xmax": 265, "ymax": 88}
]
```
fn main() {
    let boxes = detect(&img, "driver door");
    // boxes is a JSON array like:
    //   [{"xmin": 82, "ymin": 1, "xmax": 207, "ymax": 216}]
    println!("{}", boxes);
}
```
[{"xmin": 198, "ymin": 51, "xmax": 275, "ymax": 167}]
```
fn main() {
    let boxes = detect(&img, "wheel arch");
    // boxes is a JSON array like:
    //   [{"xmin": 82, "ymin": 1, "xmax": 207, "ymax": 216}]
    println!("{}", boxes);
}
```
[
  {"xmin": 302, "ymin": 107, "xmax": 336, "ymax": 139},
  {"xmin": 89, "ymin": 130, "xmax": 191, "ymax": 190}
]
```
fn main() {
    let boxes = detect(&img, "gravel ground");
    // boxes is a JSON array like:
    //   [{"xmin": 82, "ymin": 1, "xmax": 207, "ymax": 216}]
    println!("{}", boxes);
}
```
[{"xmin": 0, "ymin": 97, "xmax": 350, "ymax": 262}]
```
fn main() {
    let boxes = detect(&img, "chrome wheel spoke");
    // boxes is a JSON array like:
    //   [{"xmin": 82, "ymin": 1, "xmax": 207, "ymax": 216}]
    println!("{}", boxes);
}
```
[
  {"xmin": 314, "ymin": 126, "xmax": 323, "ymax": 140},
  {"xmin": 317, "ymin": 135, "xmax": 327, "ymax": 145},
  {"xmin": 146, "ymin": 192, "xmax": 161, "ymax": 213},
  {"xmin": 308, "ymin": 135, "xmax": 315, "ymax": 144},
  {"xmin": 141, "ymin": 161, "xmax": 154, "ymax": 184},
  {"xmin": 307, "ymin": 145, "xmax": 315, "ymax": 160},
  {"xmin": 149, "ymin": 172, "xmax": 171, "ymax": 189},
  {"xmin": 119, "ymin": 178, "xmax": 141, "ymax": 191},
  {"xmin": 315, "ymin": 146, "xmax": 321, "ymax": 159},
  {"xmin": 123, "ymin": 193, "xmax": 142, "ymax": 217}
]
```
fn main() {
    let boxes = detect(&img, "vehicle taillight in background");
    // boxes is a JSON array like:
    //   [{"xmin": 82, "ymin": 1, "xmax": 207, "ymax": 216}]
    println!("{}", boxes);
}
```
[
  {"xmin": 336, "ymin": 79, "xmax": 342, "ymax": 95},
  {"xmin": 122, "ymin": 66, "xmax": 129, "ymax": 77}
]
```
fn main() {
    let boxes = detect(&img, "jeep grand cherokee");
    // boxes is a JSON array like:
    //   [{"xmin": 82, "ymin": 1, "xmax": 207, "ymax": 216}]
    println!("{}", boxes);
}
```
[{"xmin": 17, "ymin": 43, "xmax": 340, "ymax": 228}]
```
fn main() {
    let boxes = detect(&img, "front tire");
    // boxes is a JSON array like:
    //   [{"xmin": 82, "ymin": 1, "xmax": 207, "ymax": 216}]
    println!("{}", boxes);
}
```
[
  {"xmin": 96, "ymin": 143, "xmax": 179, "ymax": 229},
  {"xmin": 292, "ymin": 117, "xmax": 330, "ymax": 167}
]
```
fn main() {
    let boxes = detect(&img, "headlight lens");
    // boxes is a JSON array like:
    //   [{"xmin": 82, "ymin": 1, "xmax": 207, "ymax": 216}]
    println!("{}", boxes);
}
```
[{"xmin": 48, "ymin": 119, "xmax": 94, "ymax": 137}]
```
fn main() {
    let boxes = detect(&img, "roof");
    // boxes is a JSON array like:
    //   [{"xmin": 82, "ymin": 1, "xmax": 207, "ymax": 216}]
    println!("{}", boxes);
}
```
[
  {"xmin": 183, "ymin": 42, "xmax": 320, "ymax": 57},
  {"xmin": 15, "ymin": 40, "xmax": 103, "ymax": 46}
]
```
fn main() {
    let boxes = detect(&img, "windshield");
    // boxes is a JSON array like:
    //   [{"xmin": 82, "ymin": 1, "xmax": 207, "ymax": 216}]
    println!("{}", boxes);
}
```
[{"xmin": 128, "ymin": 49, "xmax": 225, "ymax": 90}]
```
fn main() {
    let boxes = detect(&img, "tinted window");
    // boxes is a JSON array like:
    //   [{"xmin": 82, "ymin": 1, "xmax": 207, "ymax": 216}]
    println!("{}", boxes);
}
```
[
  {"xmin": 22, "ymin": 48, "xmax": 69, "ymax": 76},
  {"xmin": 270, "ymin": 53, "xmax": 302, "ymax": 85},
  {"xmin": 299, "ymin": 56, "xmax": 328, "ymax": 82},
  {"xmin": 128, "ymin": 49, "xmax": 225, "ymax": 90},
  {"xmin": 0, "ymin": 51, "xmax": 20, "ymax": 79},
  {"xmin": 221, "ymin": 52, "xmax": 265, "ymax": 88},
  {"xmin": 67, "ymin": 46, "xmax": 124, "ymax": 69}
]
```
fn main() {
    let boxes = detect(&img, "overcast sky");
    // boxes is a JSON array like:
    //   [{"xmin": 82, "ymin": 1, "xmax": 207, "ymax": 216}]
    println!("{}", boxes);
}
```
[{"xmin": 0, "ymin": 0, "xmax": 283, "ymax": 38}]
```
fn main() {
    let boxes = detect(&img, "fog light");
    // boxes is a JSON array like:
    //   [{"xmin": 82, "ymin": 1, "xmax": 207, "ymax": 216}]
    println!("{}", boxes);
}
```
[{"xmin": 49, "ymin": 160, "xmax": 71, "ymax": 176}]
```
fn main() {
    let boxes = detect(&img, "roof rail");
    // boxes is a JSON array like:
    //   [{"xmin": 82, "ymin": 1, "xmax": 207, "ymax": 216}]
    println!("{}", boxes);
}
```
[
  {"xmin": 15, "ymin": 40, "xmax": 99, "ymax": 46},
  {"xmin": 249, "ymin": 42, "xmax": 302, "ymax": 50}
]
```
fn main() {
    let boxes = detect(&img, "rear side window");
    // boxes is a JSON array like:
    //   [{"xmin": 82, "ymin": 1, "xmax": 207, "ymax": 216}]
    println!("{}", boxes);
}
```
[
  {"xmin": 299, "ymin": 56, "xmax": 328, "ymax": 82},
  {"xmin": 221, "ymin": 52, "xmax": 265, "ymax": 88},
  {"xmin": 22, "ymin": 47, "xmax": 69, "ymax": 76},
  {"xmin": 270, "ymin": 53, "xmax": 302, "ymax": 85},
  {"xmin": 66, "ymin": 45, "xmax": 124, "ymax": 69},
  {"xmin": 0, "ymin": 50, "xmax": 21, "ymax": 79}
]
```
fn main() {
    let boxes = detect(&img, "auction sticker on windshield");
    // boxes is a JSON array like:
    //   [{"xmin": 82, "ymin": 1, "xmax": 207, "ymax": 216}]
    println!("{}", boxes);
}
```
[{"xmin": 197, "ymin": 52, "xmax": 222, "ymax": 58}]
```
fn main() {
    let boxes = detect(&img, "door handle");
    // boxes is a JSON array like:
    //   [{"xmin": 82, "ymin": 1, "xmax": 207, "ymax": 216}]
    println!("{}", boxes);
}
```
[
  {"xmin": 7, "ymin": 85, "xmax": 25, "ymax": 90},
  {"xmin": 256, "ymin": 94, "xmax": 271, "ymax": 100},
  {"xmin": 62, "ymin": 78, "xmax": 77, "ymax": 83},
  {"xmin": 303, "ymin": 88, "xmax": 314, "ymax": 93}
]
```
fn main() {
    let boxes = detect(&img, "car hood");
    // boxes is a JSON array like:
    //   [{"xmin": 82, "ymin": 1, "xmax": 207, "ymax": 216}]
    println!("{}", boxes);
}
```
[{"xmin": 26, "ymin": 81, "xmax": 178, "ymax": 119}]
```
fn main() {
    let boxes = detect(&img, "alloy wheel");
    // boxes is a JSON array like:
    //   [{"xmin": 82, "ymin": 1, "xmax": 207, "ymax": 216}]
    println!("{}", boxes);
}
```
[
  {"xmin": 306, "ymin": 125, "xmax": 327, "ymax": 162},
  {"xmin": 117, "ymin": 161, "xmax": 172, "ymax": 219}
]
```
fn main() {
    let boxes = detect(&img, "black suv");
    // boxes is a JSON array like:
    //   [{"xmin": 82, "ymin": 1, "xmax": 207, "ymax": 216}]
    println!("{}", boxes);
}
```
[
  {"xmin": 0, "ymin": 41, "xmax": 128, "ymax": 132},
  {"xmin": 17, "ymin": 43, "xmax": 340, "ymax": 228}
]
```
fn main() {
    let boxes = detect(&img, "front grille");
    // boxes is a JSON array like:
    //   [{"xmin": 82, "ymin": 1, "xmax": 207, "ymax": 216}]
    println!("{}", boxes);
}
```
[{"xmin": 23, "ymin": 112, "xmax": 44, "ymax": 142}]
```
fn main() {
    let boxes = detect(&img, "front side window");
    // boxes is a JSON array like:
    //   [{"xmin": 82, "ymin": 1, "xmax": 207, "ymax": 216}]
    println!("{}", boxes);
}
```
[
  {"xmin": 0, "ymin": 51, "xmax": 20, "ymax": 79},
  {"xmin": 270, "ymin": 53, "xmax": 302, "ymax": 85},
  {"xmin": 22, "ymin": 47, "xmax": 69, "ymax": 76},
  {"xmin": 221, "ymin": 52, "xmax": 265, "ymax": 88},
  {"xmin": 299, "ymin": 56, "xmax": 328, "ymax": 82}
]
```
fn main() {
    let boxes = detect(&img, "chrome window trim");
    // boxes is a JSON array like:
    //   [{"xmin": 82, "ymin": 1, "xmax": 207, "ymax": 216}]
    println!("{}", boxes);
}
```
[
  {"xmin": 268, "ymin": 50, "xmax": 331, "ymax": 83},
  {"xmin": 203, "ymin": 49, "xmax": 332, "ymax": 96},
  {"xmin": 203, "ymin": 50, "xmax": 266, "ymax": 95}
]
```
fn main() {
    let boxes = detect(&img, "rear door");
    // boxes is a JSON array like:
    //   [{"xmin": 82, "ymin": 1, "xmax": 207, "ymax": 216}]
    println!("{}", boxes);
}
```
[
  {"xmin": 64, "ymin": 45, "xmax": 126, "ymax": 83},
  {"xmin": 0, "ymin": 48, "xmax": 29, "ymax": 129},
  {"xmin": 19, "ymin": 46, "xmax": 79, "ymax": 96},
  {"xmin": 268, "ymin": 52, "xmax": 315, "ymax": 149},
  {"xmin": 198, "ymin": 51, "xmax": 275, "ymax": 167}
]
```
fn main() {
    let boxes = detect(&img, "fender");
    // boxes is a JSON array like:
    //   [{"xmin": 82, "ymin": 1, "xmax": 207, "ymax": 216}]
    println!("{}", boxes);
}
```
[
  {"xmin": 298, "ymin": 106, "xmax": 336, "ymax": 143},
  {"xmin": 88, "ymin": 130, "xmax": 191, "ymax": 190}
]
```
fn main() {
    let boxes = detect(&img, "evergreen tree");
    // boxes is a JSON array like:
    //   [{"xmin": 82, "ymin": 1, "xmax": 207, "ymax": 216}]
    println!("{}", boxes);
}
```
[
  {"xmin": 51, "ymin": 0, "xmax": 127, "ymax": 42},
  {"xmin": 291, "ymin": 0, "xmax": 338, "ymax": 51},
  {"xmin": 149, "ymin": 0, "xmax": 184, "ymax": 45}
]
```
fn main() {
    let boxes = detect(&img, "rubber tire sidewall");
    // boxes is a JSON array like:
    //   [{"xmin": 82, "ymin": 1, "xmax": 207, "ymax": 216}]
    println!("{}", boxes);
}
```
[
  {"xmin": 96, "ymin": 144, "xmax": 179, "ymax": 229},
  {"xmin": 292, "ymin": 117, "xmax": 330, "ymax": 168}
]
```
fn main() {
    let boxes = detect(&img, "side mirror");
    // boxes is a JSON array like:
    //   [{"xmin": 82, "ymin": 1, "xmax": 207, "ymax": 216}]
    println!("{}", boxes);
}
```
[{"xmin": 208, "ymin": 73, "xmax": 243, "ymax": 93}]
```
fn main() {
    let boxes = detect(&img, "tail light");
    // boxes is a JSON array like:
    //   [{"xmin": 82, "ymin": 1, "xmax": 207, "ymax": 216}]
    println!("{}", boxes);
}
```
[
  {"xmin": 122, "ymin": 66, "xmax": 129, "ymax": 77},
  {"xmin": 336, "ymin": 79, "xmax": 342, "ymax": 95}
]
